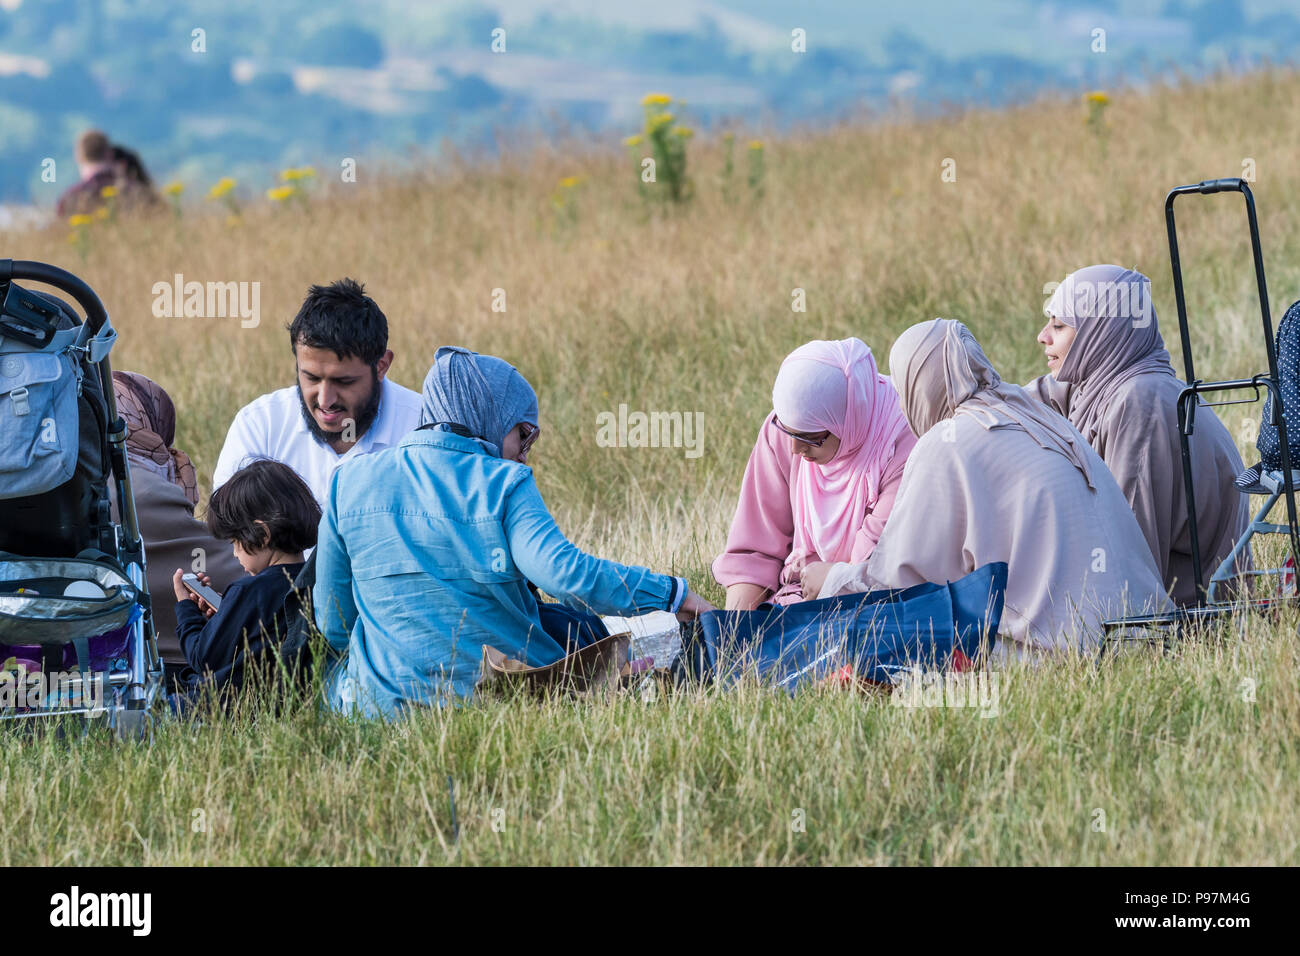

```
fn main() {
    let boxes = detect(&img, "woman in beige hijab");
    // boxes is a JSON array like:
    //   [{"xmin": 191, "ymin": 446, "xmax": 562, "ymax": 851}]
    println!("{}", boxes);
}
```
[
  {"xmin": 1030, "ymin": 265, "xmax": 1249, "ymax": 605},
  {"xmin": 804, "ymin": 319, "xmax": 1168, "ymax": 658}
]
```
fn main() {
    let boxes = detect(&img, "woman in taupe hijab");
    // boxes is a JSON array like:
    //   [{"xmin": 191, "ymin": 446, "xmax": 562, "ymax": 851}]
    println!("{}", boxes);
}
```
[
  {"xmin": 1030, "ymin": 265, "xmax": 1249, "ymax": 605},
  {"xmin": 111, "ymin": 372, "xmax": 243, "ymax": 683},
  {"xmin": 808, "ymin": 319, "xmax": 1168, "ymax": 658}
]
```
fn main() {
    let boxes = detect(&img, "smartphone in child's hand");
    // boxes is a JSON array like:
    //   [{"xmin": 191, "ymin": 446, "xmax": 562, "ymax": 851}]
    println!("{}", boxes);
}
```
[{"xmin": 181, "ymin": 573, "xmax": 222, "ymax": 611}]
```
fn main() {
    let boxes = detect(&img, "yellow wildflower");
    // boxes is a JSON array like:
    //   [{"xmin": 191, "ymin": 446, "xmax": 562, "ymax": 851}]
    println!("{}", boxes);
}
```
[
  {"xmin": 641, "ymin": 93, "xmax": 672, "ymax": 106},
  {"xmin": 623, "ymin": 134, "xmax": 642, "ymax": 147},
  {"xmin": 559, "ymin": 176, "xmax": 580, "ymax": 189},
  {"xmin": 648, "ymin": 112, "xmax": 675, "ymax": 131},
  {"xmin": 267, "ymin": 185, "xmax": 296, "ymax": 202},
  {"xmin": 674, "ymin": 126, "xmax": 694, "ymax": 138},
  {"xmin": 1085, "ymin": 91, "xmax": 1110, "ymax": 105},
  {"xmin": 208, "ymin": 177, "xmax": 236, "ymax": 200},
  {"xmin": 163, "ymin": 181, "xmax": 184, "ymax": 196},
  {"xmin": 67, "ymin": 213, "xmax": 93, "ymax": 227},
  {"xmin": 100, "ymin": 185, "xmax": 117, "ymax": 199},
  {"xmin": 748, "ymin": 140, "xmax": 764, "ymax": 150},
  {"xmin": 281, "ymin": 168, "xmax": 303, "ymax": 181}
]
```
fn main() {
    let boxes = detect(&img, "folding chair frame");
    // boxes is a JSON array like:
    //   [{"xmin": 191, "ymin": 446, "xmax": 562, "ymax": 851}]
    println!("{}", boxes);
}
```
[{"xmin": 1102, "ymin": 179, "xmax": 1300, "ymax": 640}]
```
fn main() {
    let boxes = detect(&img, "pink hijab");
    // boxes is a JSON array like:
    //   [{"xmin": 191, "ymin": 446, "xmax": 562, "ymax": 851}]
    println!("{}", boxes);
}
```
[{"xmin": 771, "ymin": 338, "xmax": 913, "ymax": 564}]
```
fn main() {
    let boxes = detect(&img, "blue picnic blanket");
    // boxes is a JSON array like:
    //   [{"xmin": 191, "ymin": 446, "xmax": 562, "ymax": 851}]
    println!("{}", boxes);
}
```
[{"xmin": 676, "ymin": 562, "xmax": 1007, "ymax": 692}]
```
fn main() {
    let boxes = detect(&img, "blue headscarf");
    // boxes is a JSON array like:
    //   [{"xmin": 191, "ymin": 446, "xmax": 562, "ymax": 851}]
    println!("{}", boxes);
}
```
[{"xmin": 420, "ymin": 346, "xmax": 539, "ymax": 458}]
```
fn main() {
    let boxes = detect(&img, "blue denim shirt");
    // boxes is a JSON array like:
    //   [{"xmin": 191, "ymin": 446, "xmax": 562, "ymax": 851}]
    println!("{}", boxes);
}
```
[{"xmin": 314, "ymin": 428, "xmax": 684, "ymax": 717}]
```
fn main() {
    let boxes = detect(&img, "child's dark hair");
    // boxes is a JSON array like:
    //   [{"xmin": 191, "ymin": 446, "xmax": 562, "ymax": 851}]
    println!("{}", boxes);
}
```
[{"xmin": 207, "ymin": 459, "xmax": 321, "ymax": 555}]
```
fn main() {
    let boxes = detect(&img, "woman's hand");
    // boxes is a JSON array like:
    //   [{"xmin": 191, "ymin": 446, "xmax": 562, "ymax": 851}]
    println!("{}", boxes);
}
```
[
  {"xmin": 675, "ymin": 590, "xmax": 717, "ymax": 622},
  {"xmin": 799, "ymin": 561, "xmax": 832, "ymax": 599}
]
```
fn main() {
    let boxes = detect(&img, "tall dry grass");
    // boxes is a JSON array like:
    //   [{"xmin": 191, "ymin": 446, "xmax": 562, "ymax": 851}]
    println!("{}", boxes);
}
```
[{"xmin": 2, "ymin": 69, "xmax": 1299, "ymax": 864}]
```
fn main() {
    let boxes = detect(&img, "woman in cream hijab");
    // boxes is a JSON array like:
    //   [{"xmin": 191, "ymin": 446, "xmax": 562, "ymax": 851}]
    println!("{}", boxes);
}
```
[
  {"xmin": 1030, "ymin": 265, "xmax": 1249, "ymax": 605},
  {"xmin": 805, "ymin": 319, "xmax": 1168, "ymax": 657}
]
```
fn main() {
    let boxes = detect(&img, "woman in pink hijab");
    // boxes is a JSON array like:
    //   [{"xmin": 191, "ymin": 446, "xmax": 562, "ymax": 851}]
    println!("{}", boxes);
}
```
[
  {"xmin": 712, "ymin": 337, "xmax": 917, "ymax": 609},
  {"xmin": 1029, "ymin": 264, "xmax": 1249, "ymax": 605}
]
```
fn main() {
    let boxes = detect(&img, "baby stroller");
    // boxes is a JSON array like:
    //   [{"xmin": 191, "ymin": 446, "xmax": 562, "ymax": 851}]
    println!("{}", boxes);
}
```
[
  {"xmin": 1103, "ymin": 179, "xmax": 1300, "ymax": 644},
  {"xmin": 0, "ymin": 259, "xmax": 162, "ymax": 737}
]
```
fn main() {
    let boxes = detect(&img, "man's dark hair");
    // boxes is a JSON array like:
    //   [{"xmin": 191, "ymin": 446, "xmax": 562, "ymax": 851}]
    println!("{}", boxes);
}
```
[
  {"xmin": 207, "ymin": 459, "xmax": 321, "ymax": 555},
  {"xmin": 287, "ymin": 278, "xmax": 388, "ymax": 366}
]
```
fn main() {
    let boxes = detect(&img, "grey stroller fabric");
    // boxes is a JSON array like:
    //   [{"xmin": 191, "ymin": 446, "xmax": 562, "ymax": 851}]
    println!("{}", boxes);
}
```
[
  {"xmin": 0, "ymin": 348, "xmax": 80, "ymax": 499},
  {"xmin": 0, "ymin": 288, "xmax": 114, "ymax": 559},
  {"xmin": 0, "ymin": 557, "xmax": 138, "ymax": 645},
  {"xmin": 0, "ymin": 289, "xmax": 116, "ymax": 499}
]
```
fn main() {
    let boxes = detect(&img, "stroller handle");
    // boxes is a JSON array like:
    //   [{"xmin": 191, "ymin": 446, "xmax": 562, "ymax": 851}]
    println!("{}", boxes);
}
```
[
  {"xmin": 0, "ymin": 259, "xmax": 110, "ymax": 333},
  {"xmin": 1196, "ymin": 177, "xmax": 1245, "ymax": 195}
]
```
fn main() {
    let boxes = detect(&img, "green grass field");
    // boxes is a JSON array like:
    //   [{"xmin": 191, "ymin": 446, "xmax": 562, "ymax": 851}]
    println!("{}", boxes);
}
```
[{"xmin": 2, "ymin": 69, "xmax": 1299, "ymax": 865}]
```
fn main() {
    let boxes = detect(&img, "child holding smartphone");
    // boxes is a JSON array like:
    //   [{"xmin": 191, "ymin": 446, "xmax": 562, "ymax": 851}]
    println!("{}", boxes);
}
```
[{"xmin": 171, "ymin": 458, "xmax": 320, "ymax": 703}]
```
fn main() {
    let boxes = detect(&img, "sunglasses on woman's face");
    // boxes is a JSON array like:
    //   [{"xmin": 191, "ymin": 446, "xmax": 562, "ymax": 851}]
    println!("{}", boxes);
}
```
[{"xmin": 773, "ymin": 417, "xmax": 831, "ymax": 448}]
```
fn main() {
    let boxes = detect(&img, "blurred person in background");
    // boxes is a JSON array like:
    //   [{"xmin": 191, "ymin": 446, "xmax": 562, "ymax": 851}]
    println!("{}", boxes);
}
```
[
  {"xmin": 56, "ymin": 129, "xmax": 117, "ymax": 217},
  {"xmin": 55, "ymin": 130, "xmax": 160, "ymax": 216},
  {"xmin": 109, "ymin": 142, "xmax": 161, "ymax": 209}
]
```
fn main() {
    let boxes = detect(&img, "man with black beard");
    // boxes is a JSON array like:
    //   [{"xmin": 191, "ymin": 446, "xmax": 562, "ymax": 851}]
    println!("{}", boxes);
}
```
[{"xmin": 213, "ymin": 279, "xmax": 422, "ymax": 506}]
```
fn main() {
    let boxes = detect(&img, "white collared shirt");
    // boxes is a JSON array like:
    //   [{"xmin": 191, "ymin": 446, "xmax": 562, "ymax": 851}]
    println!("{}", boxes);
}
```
[{"xmin": 212, "ymin": 377, "xmax": 423, "ymax": 506}]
